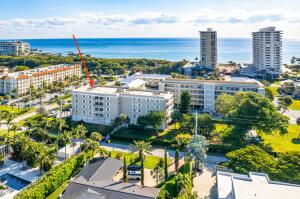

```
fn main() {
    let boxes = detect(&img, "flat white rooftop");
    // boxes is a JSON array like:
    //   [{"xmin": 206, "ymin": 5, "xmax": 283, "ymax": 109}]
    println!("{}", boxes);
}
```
[
  {"xmin": 0, "ymin": 64, "xmax": 78, "ymax": 78},
  {"xmin": 217, "ymin": 171, "xmax": 300, "ymax": 199},
  {"xmin": 129, "ymin": 72, "xmax": 171, "ymax": 80},
  {"xmin": 73, "ymin": 86, "xmax": 173, "ymax": 98}
]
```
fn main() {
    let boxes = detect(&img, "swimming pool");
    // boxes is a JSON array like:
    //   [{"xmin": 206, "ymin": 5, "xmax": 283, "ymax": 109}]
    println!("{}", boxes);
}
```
[{"xmin": 0, "ymin": 173, "xmax": 31, "ymax": 190}]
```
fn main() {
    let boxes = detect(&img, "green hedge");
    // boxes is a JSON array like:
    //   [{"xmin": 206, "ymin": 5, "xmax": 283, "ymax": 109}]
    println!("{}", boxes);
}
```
[{"xmin": 14, "ymin": 152, "xmax": 92, "ymax": 199}]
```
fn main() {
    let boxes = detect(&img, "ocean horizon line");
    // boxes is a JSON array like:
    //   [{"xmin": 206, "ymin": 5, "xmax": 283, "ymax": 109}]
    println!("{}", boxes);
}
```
[{"xmin": 1, "ymin": 37, "xmax": 300, "ymax": 41}]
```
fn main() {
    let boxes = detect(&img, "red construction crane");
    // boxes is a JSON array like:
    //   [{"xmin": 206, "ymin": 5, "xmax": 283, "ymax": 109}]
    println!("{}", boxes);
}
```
[{"xmin": 72, "ymin": 34, "xmax": 94, "ymax": 88}]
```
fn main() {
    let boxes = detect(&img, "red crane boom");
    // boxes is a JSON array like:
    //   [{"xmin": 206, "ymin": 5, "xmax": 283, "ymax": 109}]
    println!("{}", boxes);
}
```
[{"xmin": 72, "ymin": 34, "xmax": 94, "ymax": 88}]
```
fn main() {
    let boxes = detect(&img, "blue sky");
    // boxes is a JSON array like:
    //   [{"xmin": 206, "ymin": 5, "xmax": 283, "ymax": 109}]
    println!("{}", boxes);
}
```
[{"xmin": 1, "ymin": 0, "xmax": 300, "ymax": 39}]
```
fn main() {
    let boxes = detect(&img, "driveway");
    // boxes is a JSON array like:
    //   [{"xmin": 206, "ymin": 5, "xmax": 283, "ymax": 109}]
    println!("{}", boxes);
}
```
[
  {"xmin": 100, "ymin": 142, "xmax": 185, "ymax": 158},
  {"xmin": 193, "ymin": 155, "xmax": 227, "ymax": 199},
  {"xmin": 273, "ymin": 96, "xmax": 300, "ymax": 124}
]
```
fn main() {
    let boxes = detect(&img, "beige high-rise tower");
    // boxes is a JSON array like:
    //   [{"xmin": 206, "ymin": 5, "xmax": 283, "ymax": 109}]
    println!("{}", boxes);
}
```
[{"xmin": 200, "ymin": 28, "xmax": 217, "ymax": 69}]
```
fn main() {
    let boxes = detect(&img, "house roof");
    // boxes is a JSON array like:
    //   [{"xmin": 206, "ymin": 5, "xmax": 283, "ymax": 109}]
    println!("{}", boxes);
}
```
[
  {"xmin": 63, "ymin": 188, "xmax": 105, "ymax": 199},
  {"xmin": 62, "ymin": 158, "xmax": 160, "ymax": 199}
]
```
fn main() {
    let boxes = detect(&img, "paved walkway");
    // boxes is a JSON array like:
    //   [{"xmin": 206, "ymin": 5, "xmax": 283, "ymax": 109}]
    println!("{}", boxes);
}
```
[
  {"xmin": 273, "ymin": 96, "xmax": 300, "ymax": 124},
  {"xmin": 0, "ymin": 103, "xmax": 58, "ymax": 129},
  {"xmin": 193, "ymin": 155, "xmax": 227, "ymax": 199}
]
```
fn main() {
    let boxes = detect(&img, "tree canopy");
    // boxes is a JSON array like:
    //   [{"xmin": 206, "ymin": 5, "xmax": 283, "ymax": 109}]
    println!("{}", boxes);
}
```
[
  {"xmin": 216, "ymin": 92, "xmax": 289, "ymax": 135},
  {"xmin": 179, "ymin": 91, "xmax": 191, "ymax": 114}
]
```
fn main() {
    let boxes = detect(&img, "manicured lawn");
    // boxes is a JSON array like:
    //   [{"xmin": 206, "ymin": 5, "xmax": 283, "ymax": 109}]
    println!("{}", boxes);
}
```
[
  {"xmin": 268, "ymin": 86, "xmax": 279, "ymax": 96},
  {"xmin": 289, "ymin": 100, "xmax": 300, "ymax": 110},
  {"xmin": 110, "ymin": 151, "xmax": 171, "ymax": 169},
  {"xmin": 260, "ymin": 125, "xmax": 300, "ymax": 152},
  {"xmin": 46, "ymin": 180, "xmax": 70, "ymax": 199}
]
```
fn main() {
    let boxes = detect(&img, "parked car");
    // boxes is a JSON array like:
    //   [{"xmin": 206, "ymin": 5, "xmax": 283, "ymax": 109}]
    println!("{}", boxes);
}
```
[{"xmin": 127, "ymin": 165, "xmax": 141, "ymax": 180}]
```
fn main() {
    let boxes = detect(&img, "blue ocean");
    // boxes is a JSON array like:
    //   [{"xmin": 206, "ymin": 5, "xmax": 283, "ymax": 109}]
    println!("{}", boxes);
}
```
[{"xmin": 22, "ymin": 38, "xmax": 300, "ymax": 64}]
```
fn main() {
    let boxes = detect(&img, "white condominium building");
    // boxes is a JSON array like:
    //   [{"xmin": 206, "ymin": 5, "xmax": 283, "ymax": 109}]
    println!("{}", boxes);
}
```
[
  {"xmin": 200, "ymin": 28, "xmax": 217, "ymax": 69},
  {"xmin": 0, "ymin": 64, "xmax": 81, "ymax": 96},
  {"xmin": 217, "ymin": 171, "xmax": 300, "ymax": 199},
  {"xmin": 0, "ymin": 41, "xmax": 30, "ymax": 56},
  {"xmin": 159, "ymin": 77, "xmax": 265, "ymax": 112},
  {"xmin": 72, "ymin": 86, "xmax": 174, "ymax": 129},
  {"xmin": 252, "ymin": 27, "xmax": 282, "ymax": 77}
]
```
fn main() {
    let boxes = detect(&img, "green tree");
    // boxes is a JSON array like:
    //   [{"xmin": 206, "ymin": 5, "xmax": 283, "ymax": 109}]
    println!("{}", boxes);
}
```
[
  {"xmin": 174, "ymin": 134, "xmax": 192, "ymax": 151},
  {"xmin": 10, "ymin": 123, "xmax": 21, "ymax": 137},
  {"xmin": 151, "ymin": 165, "xmax": 164, "ymax": 186},
  {"xmin": 129, "ymin": 140, "xmax": 152, "ymax": 160},
  {"xmin": 164, "ymin": 150, "xmax": 168, "ymax": 182},
  {"xmin": 197, "ymin": 114, "xmax": 215, "ymax": 139},
  {"xmin": 265, "ymin": 87, "xmax": 274, "ymax": 101},
  {"xmin": 187, "ymin": 134, "xmax": 208, "ymax": 171},
  {"xmin": 278, "ymin": 96, "xmax": 293, "ymax": 113},
  {"xmin": 0, "ymin": 154, "xmax": 4, "ymax": 168},
  {"xmin": 180, "ymin": 114, "xmax": 194, "ymax": 134},
  {"xmin": 179, "ymin": 91, "xmax": 191, "ymax": 114},
  {"xmin": 75, "ymin": 124, "xmax": 87, "ymax": 151},
  {"xmin": 141, "ymin": 156, "xmax": 145, "ymax": 186},
  {"xmin": 5, "ymin": 111, "xmax": 16, "ymax": 138},
  {"xmin": 277, "ymin": 152, "xmax": 300, "ymax": 183},
  {"xmin": 57, "ymin": 119, "xmax": 68, "ymax": 135},
  {"xmin": 175, "ymin": 149, "xmax": 180, "ymax": 173},
  {"xmin": 148, "ymin": 111, "xmax": 164, "ymax": 135},
  {"xmin": 224, "ymin": 145, "xmax": 278, "ymax": 176},
  {"xmin": 82, "ymin": 139, "xmax": 99, "ymax": 156},
  {"xmin": 137, "ymin": 115, "xmax": 148, "ymax": 128},
  {"xmin": 123, "ymin": 157, "xmax": 128, "ymax": 182},
  {"xmin": 215, "ymin": 93, "xmax": 237, "ymax": 114},
  {"xmin": 216, "ymin": 92, "xmax": 289, "ymax": 144},
  {"xmin": 58, "ymin": 131, "xmax": 71, "ymax": 159},
  {"xmin": 90, "ymin": 132, "xmax": 102, "ymax": 142},
  {"xmin": 171, "ymin": 110, "xmax": 182, "ymax": 129}
]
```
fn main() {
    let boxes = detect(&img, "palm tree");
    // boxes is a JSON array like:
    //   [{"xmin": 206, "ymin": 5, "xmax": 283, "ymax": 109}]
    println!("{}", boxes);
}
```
[
  {"xmin": 75, "ymin": 124, "xmax": 87, "ymax": 151},
  {"xmin": 34, "ymin": 127, "xmax": 48, "ymax": 143},
  {"xmin": 151, "ymin": 165, "xmax": 164, "ymax": 186},
  {"xmin": 57, "ymin": 119, "xmax": 68, "ymax": 134},
  {"xmin": 24, "ymin": 120, "xmax": 38, "ymax": 138},
  {"xmin": 0, "ymin": 154, "xmax": 4, "ymax": 168},
  {"xmin": 129, "ymin": 140, "xmax": 152, "ymax": 160},
  {"xmin": 119, "ymin": 113, "xmax": 129, "ymax": 127},
  {"xmin": 5, "ymin": 112, "xmax": 16, "ymax": 138},
  {"xmin": 59, "ymin": 131, "xmax": 71, "ymax": 159},
  {"xmin": 10, "ymin": 123, "xmax": 21, "ymax": 137}
]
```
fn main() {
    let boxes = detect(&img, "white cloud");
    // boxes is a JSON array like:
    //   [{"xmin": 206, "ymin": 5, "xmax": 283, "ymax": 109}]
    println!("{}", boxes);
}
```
[{"xmin": 0, "ymin": 9, "xmax": 300, "ymax": 38}]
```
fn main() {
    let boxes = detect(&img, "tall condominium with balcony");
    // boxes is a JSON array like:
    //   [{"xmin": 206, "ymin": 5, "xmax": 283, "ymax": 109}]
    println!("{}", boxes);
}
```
[
  {"xmin": 0, "ymin": 41, "xmax": 30, "ymax": 56},
  {"xmin": 252, "ymin": 27, "xmax": 283, "ymax": 77},
  {"xmin": 72, "ymin": 86, "xmax": 174, "ymax": 129},
  {"xmin": 159, "ymin": 77, "xmax": 265, "ymax": 112},
  {"xmin": 200, "ymin": 28, "xmax": 217, "ymax": 69},
  {"xmin": 0, "ymin": 64, "xmax": 81, "ymax": 96}
]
